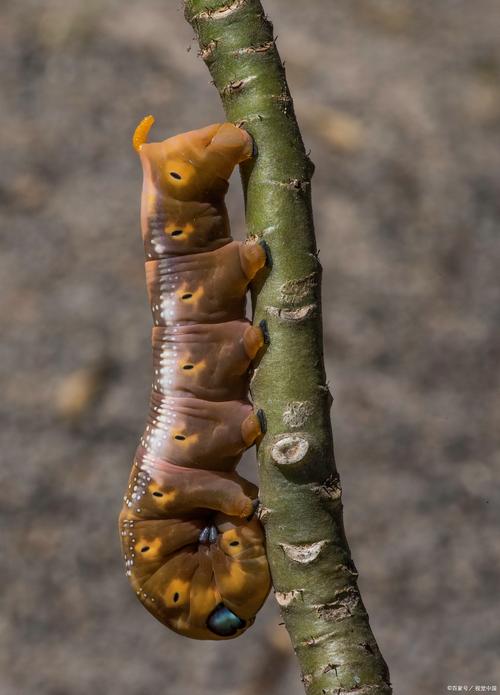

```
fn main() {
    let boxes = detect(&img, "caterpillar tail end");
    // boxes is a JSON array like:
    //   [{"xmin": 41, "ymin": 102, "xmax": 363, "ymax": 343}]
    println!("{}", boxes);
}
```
[{"xmin": 133, "ymin": 114, "xmax": 155, "ymax": 153}]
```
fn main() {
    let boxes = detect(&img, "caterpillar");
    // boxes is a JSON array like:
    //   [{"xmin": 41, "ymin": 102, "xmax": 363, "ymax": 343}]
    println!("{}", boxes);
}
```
[{"xmin": 119, "ymin": 116, "xmax": 272, "ymax": 640}]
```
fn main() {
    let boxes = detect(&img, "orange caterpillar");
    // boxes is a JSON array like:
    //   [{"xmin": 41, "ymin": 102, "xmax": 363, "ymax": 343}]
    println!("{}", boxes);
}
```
[{"xmin": 119, "ymin": 116, "xmax": 271, "ymax": 640}]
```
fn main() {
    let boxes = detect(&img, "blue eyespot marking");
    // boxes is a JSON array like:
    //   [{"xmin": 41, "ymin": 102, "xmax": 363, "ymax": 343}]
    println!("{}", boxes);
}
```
[{"xmin": 207, "ymin": 604, "xmax": 246, "ymax": 636}]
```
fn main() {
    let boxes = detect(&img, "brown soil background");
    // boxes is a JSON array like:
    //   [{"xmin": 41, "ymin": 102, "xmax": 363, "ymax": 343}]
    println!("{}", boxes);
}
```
[{"xmin": 1, "ymin": 1, "xmax": 499, "ymax": 693}]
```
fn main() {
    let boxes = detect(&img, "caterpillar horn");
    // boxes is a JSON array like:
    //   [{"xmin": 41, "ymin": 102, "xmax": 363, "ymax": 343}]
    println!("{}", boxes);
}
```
[{"xmin": 133, "ymin": 114, "xmax": 155, "ymax": 153}]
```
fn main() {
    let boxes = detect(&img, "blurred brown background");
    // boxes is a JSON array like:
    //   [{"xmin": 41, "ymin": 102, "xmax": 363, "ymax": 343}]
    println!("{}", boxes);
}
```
[{"xmin": 1, "ymin": 1, "xmax": 499, "ymax": 693}]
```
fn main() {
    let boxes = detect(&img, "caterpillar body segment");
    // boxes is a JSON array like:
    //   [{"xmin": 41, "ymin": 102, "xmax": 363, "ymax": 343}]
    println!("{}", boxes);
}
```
[
  {"xmin": 145, "ymin": 240, "xmax": 267, "ymax": 327},
  {"xmin": 150, "ymin": 321, "xmax": 265, "ymax": 401},
  {"xmin": 120, "ymin": 119, "xmax": 271, "ymax": 640}
]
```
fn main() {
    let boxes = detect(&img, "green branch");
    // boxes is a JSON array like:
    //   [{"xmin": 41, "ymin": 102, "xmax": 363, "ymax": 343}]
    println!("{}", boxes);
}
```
[{"xmin": 184, "ymin": 1, "xmax": 392, "ymax": 693}]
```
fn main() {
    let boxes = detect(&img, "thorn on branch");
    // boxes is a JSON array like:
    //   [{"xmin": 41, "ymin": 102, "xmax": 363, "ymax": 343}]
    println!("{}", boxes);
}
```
[
  {"xmin": 323, "ymin": 663, "xmax": 340, "ymax": 677},
  {"xmin": 318, "ymin": 383, "xmax": 334, "ymax": 408},
  {"xmin": 301, "ymin": 673, "xmax": 313, "ymax": 689},
  {"xmin": 199, "ymin": 40, "xmax": 217, "ymax": 61},
  {"xmin": 306, "ymin": 155, "xmax": 316, "ymax": 177},
  {"xmin": 359, "ymin": 641, "xmax": 375, "ymax": 655},
  {"xmin": 334, "ymin": 561, "xmax": 359, "ymax": 579},
  {"xmin": 286, "ymin": 178, "xmax": 309, "ymax": 191}
]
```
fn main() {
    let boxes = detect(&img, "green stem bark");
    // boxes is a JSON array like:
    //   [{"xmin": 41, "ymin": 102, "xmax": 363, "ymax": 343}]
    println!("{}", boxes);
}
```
[{"xmin": 184, "ymin": 2, "xmax": 392, "ymax": 693}]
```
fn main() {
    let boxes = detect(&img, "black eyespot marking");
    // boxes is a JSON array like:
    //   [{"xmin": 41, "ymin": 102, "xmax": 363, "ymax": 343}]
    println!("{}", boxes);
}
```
[
  {"xmin": 153, "ymin": 491, "xmax": 163, "ymax": 497},
  {"xmin": 141, "ymin": 546, "xmax": 150, "ymax": 553},
  {"xmin": 182, "ymin": 364, "xmax": 194, "ymax": 370},
  {"xmin": 169, "ymin": 171, "xmax": 182, "ymax": 180},
  {"xmin": 173, "ymin": 592, "xmax": 180, "ymax": 603},
  {"xmin": 181, "ymin": 293, "xmax": 193, "ymax": 300},
  {"xmin": 229, "ymin": 541, "xmax": 240, "ymax": 547},
  {"xmin": 174, "ymin": 434, "xmax": 186, "ymax": 441},
  {"xmin": 171, "ymin": 229, "xmax": 183, "ymax": 237}
]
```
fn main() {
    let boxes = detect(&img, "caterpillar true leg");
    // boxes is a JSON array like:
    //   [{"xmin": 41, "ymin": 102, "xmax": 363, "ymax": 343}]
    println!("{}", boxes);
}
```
[
  {"xmin": 198, "ymin": 525, "xmax": 219, "ymax": 544},
  {"xmin": 120, "ymin": 119, "xmax": 271, "ymax": 640},
  {"xmin": 247, "ymin": 498, "xmax": 260, "ymax": 521}
]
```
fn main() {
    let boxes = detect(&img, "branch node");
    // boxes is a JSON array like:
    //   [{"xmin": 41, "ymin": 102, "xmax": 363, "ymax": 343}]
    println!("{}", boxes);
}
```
[
  {"xmin": 266, "ymin": 303, "xmax": 316, "ymax": 322},
  {"xmin": 199, "ymin": 40, "xmax": 217, "ymax": 61},
  {"xmin": 191, "ymin": 0, "xmax": 247, "ymax": 21},
  {"xmin": 312, "ymin": 473, "xmax": 342, "ymax": 503},
  {"xmin": 220, "ymin": 75, "xmax": 255, "ymax": 96},
  {"xmin": 235, "ymin": 114, "xmax": 265, "ymax": 127},
  {"xmin": 323, "ymin": 662, "xmax": 340, "ymax": 676},
  {"xmin": 314, "ymin": 587, "xmax": 361, "ymax": 622},
  {"xmin": 325, "ymin": 686, "xmax": 389, "ymax": 695},
  {"xmin": 298, "ymin": 630, "xmax": 338, "ymax": 649},
  {"xmin": 275, "ymin": 589, "xmax": 302, "ymax": 607},
  {"xmin": 257, "ymin": 505, "xmax": 272, "ymax": 524},
  {"xmin": 301, "ymin": 673, "xmax": 313, "ymax": 689},
  {"xmin": 334, "ymin": 562, "xmax": 359, "ymax": 579},
  {"xmin": 280, "ymin": 539, "xmax": 329, "ymax": 564},
  {"xmin": 271, "ymin": 435, "xmax": 309, "ymax": 466},
  {"xmin": 286, "ymin": 178, "xmax": 309, "ymax": 191},
  {"xmin": 280, "ymin": 272, "xmax": 318, "ymax": 305},
  {"xmin": 233, "ymin": 40, "xmax": 274, "ymax": 55}
]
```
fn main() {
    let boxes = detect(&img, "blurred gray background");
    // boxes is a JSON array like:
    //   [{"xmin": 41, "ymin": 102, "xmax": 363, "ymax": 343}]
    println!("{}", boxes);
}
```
[{"xmin": 1, "ymin": 1, "xmax": 499, "ymax": 693}]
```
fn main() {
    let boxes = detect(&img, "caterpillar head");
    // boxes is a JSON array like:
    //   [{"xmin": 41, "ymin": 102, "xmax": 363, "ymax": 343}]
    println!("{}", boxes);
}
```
[
  {"xmin": 133, "ymin": 115, "xmax": 254, "ymax": 203},
  {"xmin": 161, "ymin": 514, "xmax": 270, "ymax": 641}
]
